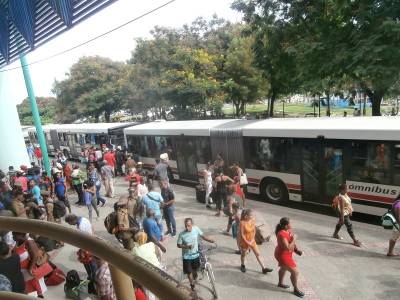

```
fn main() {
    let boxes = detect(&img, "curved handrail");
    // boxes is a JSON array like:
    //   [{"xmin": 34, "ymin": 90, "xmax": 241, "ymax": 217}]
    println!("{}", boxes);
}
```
[{"xmin": 0, "ymin": 217, "xmax": 192, "ymax": 300}]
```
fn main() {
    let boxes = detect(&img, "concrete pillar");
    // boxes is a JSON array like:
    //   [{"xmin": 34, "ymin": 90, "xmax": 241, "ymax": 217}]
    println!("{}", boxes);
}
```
[{"xmin": 0, "ymin": 70, "xmax": 30, "ymax": 172}]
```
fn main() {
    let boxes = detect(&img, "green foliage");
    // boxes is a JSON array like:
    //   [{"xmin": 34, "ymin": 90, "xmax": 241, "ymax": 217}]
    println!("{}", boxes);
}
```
[
  {"xmin": 234, "ymin": 0, "xmax": 400, "ymax": 116},
  {"xmin": 223, "ymin": 34, "xmax": 267, "ymax": 116},
  {"xmin": 233, "ymin": 0, "xmax": 298, "ymax": 116},
  {"xmin": 17, "ymin": 97, "xmax": 56, "ymax": 125},
  {"xmin": 53, "ymin": 56, "xmax": 125, "ymax": 122}
]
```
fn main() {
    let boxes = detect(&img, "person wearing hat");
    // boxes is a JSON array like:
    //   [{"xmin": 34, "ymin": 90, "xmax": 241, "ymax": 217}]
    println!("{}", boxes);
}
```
[
  {"xmin": 10, "ymin": 187, "xmax": 28, "ymax": 219},
  {"xmin": 71, "ymin": 165, "xmax": 86, "ymax": 205},
  {"xmin": 41, "ymin": 190, "xmax": 54, "ymax": 222},
  {"xmin": 115, "ymin": 196, "xmax": 136, "ymax": 250},
  {"xmin": 101, "ymin": 160, "xmax": 114, "ymax": 198},
  {"xmin": 136, "ymin": 162, "xmax": 150, "ymax": 185},
  {"xmin": 14, "ymin": 171, "xmax": 28, "ymax": 193}
]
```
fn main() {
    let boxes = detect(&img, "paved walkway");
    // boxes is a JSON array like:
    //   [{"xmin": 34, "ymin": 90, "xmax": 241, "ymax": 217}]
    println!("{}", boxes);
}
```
[{"xmin": 44, "ymin": 178, "xmax": 399, "ymax": 300}]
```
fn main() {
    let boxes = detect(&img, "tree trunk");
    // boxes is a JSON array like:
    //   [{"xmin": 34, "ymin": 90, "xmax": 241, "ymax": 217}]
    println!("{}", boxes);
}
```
[
  {"xmin": 104, "ymin": 110, "xmax": 111, "ymax": 122},
  {"xmin": 240, "ymin": 101, "xmax": 245, "ymax": 115},
  {"xmin": 234, "ymin": 102, "xmax": 240, "ymax": 117},
  {"xmin": 365, "ymin": 88, "xmax": 384, "ymax": 116},
  {"xmin": 326, "ymin": 91, "xmax": 331, "ymax": 117},
  {"xmin": 269, "ymin": 91, "xmax": 276, "ymax": 117}
]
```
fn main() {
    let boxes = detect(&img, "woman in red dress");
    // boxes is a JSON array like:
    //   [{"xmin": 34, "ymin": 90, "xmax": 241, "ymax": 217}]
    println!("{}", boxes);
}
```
[{"xmin": 274, "ymin": 217, "xmax": 305, "ymax": 298}]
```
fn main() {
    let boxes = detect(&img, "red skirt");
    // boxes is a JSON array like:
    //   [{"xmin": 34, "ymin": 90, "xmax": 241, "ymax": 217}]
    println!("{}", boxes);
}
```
[{"xmin": 274, "ymin": 248, "xmax": 296, "ymax": 269}]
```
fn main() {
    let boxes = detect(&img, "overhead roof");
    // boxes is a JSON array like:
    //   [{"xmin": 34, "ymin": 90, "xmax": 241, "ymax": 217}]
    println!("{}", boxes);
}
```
[
  {"xmin": 0, "ymin": 0, "xmax": 117, "ymax": 68},
  {"xmin": 242, "ymin": 116, "xmax": 400, "ymax": 141},
  {"xmin": 28, "ymin": 122, "xmax": 134, "ymax": 134},
  {"xmin": 124, "ymin": 119, "xmax": 237, "ymax": 136}
]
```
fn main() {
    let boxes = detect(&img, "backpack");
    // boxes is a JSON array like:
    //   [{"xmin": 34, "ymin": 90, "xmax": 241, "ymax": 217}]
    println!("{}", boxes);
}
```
[
  {"xmin": 104, "ymin": 211, "xmax": 118, "ymax": 234},
  {"xmin": 64, "ymin": 270, "xmax": 89, "ymax": 300},
  {"xmin": 381, "ymin": 200, "xmax": 400, "ymax": 230},
  {"xmin": 104, "ymin": 211, "xmax": 139, "ymax": 238},
  {"xmin": 53, "ymin": 200, "xmax": 67, "ymax": 219},
  {"xmin": 36, "ymin": 236, "xmax": 57, "ymax": 252},
  {"xmin": 65, "ymin": 270, "xmax": 81, "ymax": 290}
]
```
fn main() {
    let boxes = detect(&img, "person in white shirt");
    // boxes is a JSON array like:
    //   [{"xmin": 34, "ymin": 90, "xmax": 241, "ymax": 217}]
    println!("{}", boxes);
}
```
[
  {"xmin": 203, "ymin": 163, "xmax": 213, "ymax": 209},
  {"xmin": 64, "ymin": 214, "xmax": 96, "ymax": 287},
  {"xmin": 65, "ymin": 214, "xmax": 93, "ymax": 235}
]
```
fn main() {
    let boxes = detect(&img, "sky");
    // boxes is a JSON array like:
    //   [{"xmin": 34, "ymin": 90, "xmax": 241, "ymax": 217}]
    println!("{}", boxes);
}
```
[{"xmin": 4, "ymin": 0, "xmax": 242, "ymax": 104}]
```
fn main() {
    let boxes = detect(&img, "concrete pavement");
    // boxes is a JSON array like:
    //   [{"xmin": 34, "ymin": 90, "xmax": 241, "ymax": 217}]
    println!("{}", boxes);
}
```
[{"xmin": 44, "ymin": 178, "xmax": 400, "ymax": 300}]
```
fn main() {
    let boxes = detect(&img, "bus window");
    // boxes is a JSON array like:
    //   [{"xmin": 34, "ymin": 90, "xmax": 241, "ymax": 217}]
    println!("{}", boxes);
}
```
[
  {"xmin": 195, "ymin": 137, "xmax": 211, "ymax": 164},
  {"xmin": 245, "ymin": 137, "xmax": 300, "ymax": 173},
  {"xmin": 140, "ymin": 136, "xmax": 150, "ymax": 157},
  {"xmin": 74, "ymin": 134, "xmax": 79, "ymax": 143},
  {"xmin": 154, "ymin": 136, "xmax": 168, "ymax": 156},
  {"xmin": 349, "ymin": 142, "xmax": 391, "ymax": 184},
  {"xmin": 154, "ymin": 136, "xmax": 176, "ymax": 160}
]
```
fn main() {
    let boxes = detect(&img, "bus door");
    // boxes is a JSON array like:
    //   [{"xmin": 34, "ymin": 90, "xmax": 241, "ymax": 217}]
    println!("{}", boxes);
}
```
[
  {"xmin": 67, "ymin": 134, "xmax": 79, "ymax": 158},
  {"xmin": 322, "ymin": 144, "xmax": 344, "ymax": 203},
  {"xmin": 301, "ymin": 140, "xmax": 344, "ymax": 204},
  {"xmin": 174, "ymin": 137, "xmax": 198, "ymax": 181},
  {"xmin": 301, "ymin": 140, "xmax": 323, "ymax": 203},
  {"xmin": 50, "ymin": 130, "xmax": 60, "ymax": 152}
]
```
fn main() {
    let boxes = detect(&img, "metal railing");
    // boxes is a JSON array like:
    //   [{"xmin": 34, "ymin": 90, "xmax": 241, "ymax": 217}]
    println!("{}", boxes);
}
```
[{"xmin": 0, "ymin": 217, "xmax": 192, "ymax": 300}]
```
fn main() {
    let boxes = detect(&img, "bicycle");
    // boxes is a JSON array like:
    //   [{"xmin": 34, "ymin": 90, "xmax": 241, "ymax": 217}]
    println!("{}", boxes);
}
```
[{"xmin": 198, "ymin": 241, "xmax": 218, "ymax": 299}]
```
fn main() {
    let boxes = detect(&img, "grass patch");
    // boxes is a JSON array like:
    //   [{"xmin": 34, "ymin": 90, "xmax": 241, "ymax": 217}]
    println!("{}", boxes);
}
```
[{"xmin": 223, "ymin": 103, "xmax": 374, "ymax": 117}]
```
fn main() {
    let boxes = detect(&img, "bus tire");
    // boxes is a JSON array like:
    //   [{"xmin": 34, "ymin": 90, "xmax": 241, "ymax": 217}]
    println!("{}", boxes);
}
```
[{"xmin": 260, "ymin": 178, "xmax": 289, "ymax": 204}]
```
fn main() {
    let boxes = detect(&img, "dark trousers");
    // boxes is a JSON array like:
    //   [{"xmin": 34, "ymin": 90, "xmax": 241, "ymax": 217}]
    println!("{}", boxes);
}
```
[
  {"xmin": 335, "ymin": 215, "xmax": 355, "ymax": 238},
  {"xmin": 95, "ymin": 184, "xmax": 106, "ymax": 205},
  {"xmin": 83, "ymin": 260, "xmax": 97, "ymax": 281},
  {"xmin": 215, "ymin": 191, "xmax": 227, "ymax": 211},
  {"xmin": 116, "ymin": 163, "xmax": 124, "ymax": 176},
  {"xmin": 163, "ymin": 205, "xmax": 176, "ymax": 234},
  {"xmin": 73, "ymin": 183, "xmax": 84, "ymax": 204}
]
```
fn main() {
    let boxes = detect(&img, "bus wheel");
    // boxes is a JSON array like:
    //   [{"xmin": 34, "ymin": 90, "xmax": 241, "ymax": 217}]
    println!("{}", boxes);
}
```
[{"xmin": 261, "ymin": 179, "xmax": 288, "ymax": 204}]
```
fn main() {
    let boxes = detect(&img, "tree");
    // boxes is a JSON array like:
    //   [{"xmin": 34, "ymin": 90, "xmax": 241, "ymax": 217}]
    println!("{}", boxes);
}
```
[
  {"xmin": 17, "ymin": 97, "xmax": 57, "ymax": 125},
  {"xmin": 223, "ymin": 34, "xmax": 267, "ymax": 116},
  {"xmin": 260, "ymin": 0, "xmax": 400, "ymax": 116},
  {"xmin": 122, "ymin": 27, "xmax": 179, "ymax": 120},
  {"xmin": 161, "ymin": 47, "xmax": 224, "ymax": 119},
  {"xmin": 233, "ymin": 0, "xmax": 298, "ymax": 117},
  {"xmin": 53, "ymin": 56, "xmax": 125, "ymax": 122}
]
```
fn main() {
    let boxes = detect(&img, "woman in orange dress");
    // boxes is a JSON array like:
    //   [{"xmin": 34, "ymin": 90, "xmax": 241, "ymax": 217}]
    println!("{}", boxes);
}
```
[
  {"xmin": 274, "ymin": 217, "xmax": 304, "ymax": 298},
  {"xmin": 238, "ymin": 209, "xmax": 273, "ymax": 274}
]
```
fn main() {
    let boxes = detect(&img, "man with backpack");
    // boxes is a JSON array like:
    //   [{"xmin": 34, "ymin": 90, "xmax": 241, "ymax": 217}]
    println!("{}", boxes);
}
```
[
  {"xmin": 387, "ymin": 196, "xmax": 400, "ymax": 256},
  {"xmin": 104, "ymin": 197, "xmax": 139, "ymax": 251}
]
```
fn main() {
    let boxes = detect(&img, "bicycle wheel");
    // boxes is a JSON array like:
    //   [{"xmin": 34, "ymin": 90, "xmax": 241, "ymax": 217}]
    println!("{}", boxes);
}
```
[{"xmin": 205, "ymin": 263, "xmax": 218, "ymax": 299}]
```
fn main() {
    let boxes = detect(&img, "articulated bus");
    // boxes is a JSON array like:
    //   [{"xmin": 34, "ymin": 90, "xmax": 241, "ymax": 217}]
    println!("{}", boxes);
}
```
[
  {"xmin": 28, "ymin": 123, "xmax": 135, "ymax": 159},
  {"xmin": 124, "ymin": 117, "xmax": 400, "ymax": 215},
  {"xmin": 124, "ymin": 119, "xmax": 236, "ymax": 181}
]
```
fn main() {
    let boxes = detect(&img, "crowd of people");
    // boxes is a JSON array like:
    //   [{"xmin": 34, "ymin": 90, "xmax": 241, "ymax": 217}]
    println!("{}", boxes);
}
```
[{"xmin": 1, "ymin": 145, "xmax": 399, "ymax": 300}]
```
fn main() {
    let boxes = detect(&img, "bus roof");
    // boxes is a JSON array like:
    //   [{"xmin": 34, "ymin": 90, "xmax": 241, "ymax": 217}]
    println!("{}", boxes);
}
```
[
  {"xmin": 28, "ymin": 123, "xmax": 135, "ymax": 134},
  {"xmin": 242, "ymin": 117, "xmax": 400, "ymax": 141},
  {"xmin": 124, "ymin": 119, "xmax": 237, "ymax": 136}
]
